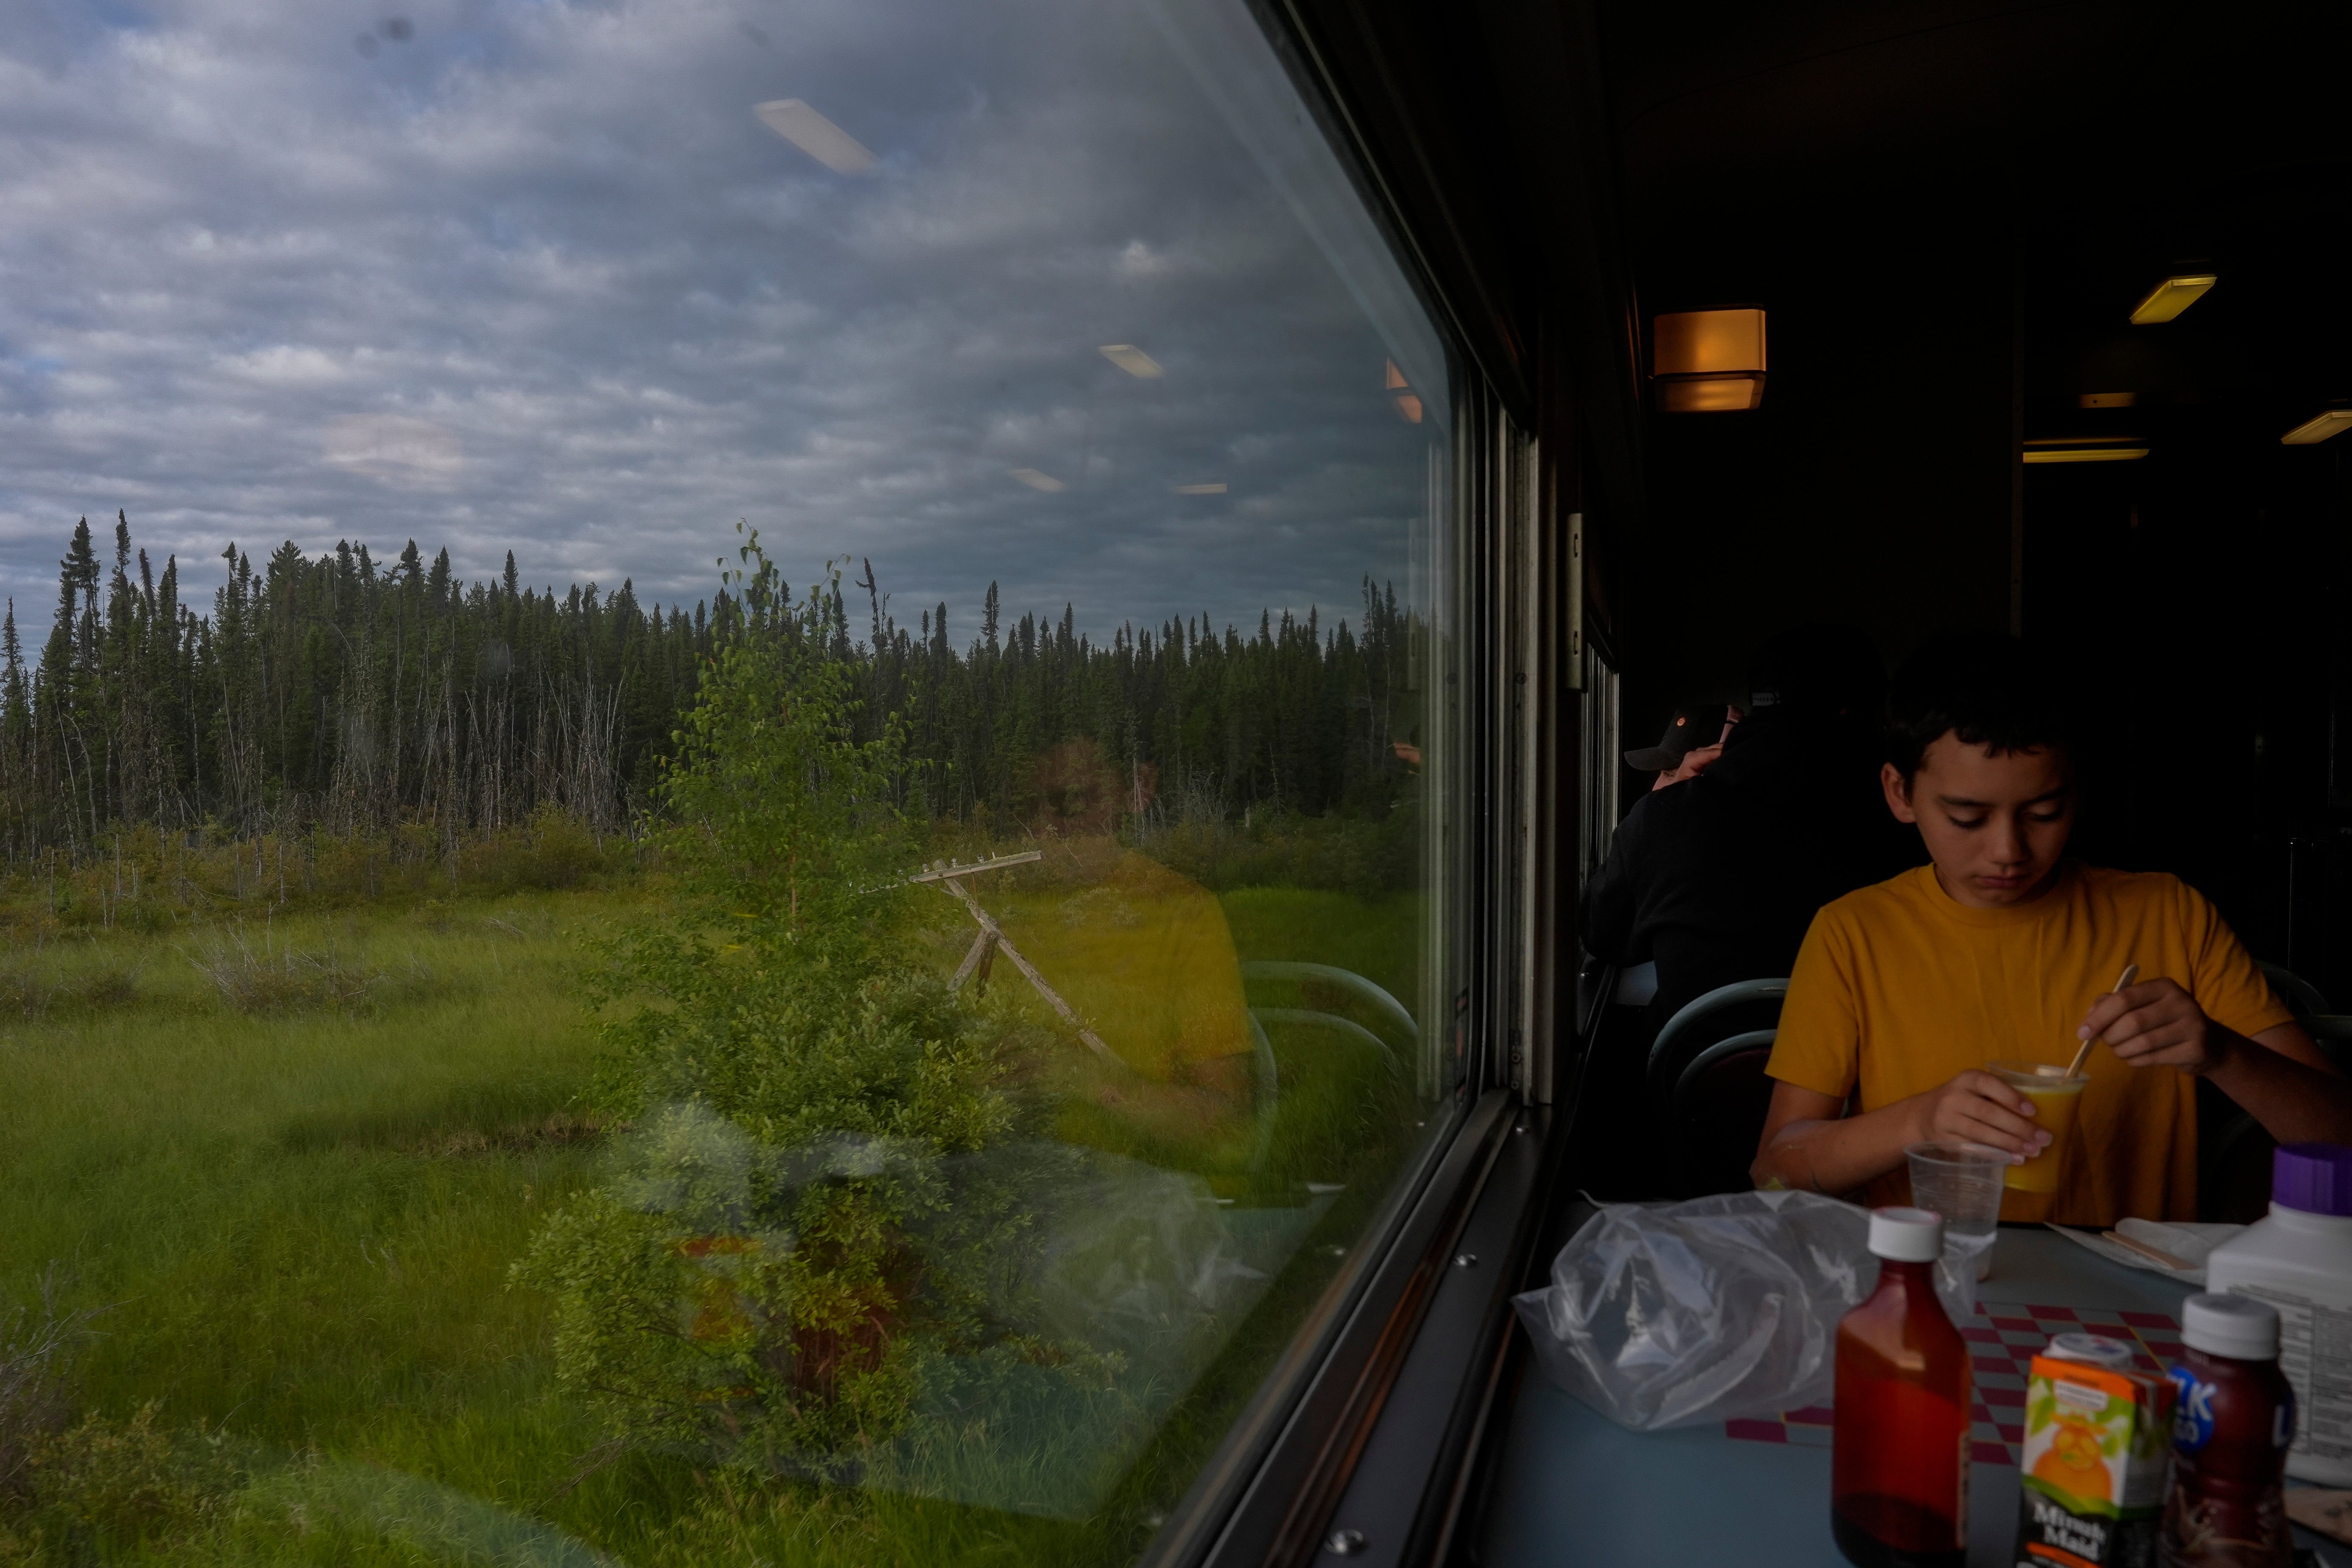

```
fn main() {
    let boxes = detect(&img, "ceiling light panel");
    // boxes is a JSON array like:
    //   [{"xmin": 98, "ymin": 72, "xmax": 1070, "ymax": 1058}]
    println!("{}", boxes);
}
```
[
  {"xmin": 2021, "ymin": 445, "xmax": 2148, "ymax": 464},
  {"xmin": 2282, "ymin": 410, "xmax": 2352, "ymax": 446},
  {"xmin": 2128, "ymin": 275, "xmax": 2216, "ymax": 325}
]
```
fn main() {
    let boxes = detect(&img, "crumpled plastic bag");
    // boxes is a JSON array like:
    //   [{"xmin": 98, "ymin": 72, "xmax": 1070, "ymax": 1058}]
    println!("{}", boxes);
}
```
[{"xmin": 1510, "ymin": 1190, "xmax": 1994, "ymax": 1431}]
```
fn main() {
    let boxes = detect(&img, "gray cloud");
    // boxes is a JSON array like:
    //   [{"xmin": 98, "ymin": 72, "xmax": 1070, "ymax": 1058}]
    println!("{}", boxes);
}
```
[{"xmin": 0, "ymin": 0, "xmax": 1444, "ymax": 642}]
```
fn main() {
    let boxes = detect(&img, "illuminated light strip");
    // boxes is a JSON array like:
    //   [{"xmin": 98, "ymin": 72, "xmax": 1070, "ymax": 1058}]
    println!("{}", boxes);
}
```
[
  {"xmin": 2022, "ymin": 447, "xmax": 2148, "ymax": 464},
  {"xmin": 2281, "ymin": 410, "xmax": 2352, "ymax": 446},
  {"xmin": 2128, "ymin": 275, "xmax": 2215, "ymax": 325}
]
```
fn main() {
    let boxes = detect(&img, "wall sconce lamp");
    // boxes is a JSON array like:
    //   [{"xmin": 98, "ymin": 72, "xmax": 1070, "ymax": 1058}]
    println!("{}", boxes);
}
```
[{"xmin": 1653, "ymin": 309, "xmax": 1766, "ymax": 411}]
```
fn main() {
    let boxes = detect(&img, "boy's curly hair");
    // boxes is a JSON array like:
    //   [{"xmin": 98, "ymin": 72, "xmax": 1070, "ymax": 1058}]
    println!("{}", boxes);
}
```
[{"xmin": 1887, "ymin": 631, "xmax": 2071, "ymax": 783}]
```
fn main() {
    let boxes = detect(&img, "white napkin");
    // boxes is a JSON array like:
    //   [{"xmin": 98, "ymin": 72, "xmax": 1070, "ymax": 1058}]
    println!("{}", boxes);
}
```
[{"xmin": 2046, "ymin": 1218, "xmax": 2245, "ymax": 1284}]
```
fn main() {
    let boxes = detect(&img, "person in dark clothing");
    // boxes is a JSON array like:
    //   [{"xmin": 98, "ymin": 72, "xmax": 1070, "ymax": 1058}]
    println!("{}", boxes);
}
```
[
  {"xmin": 1579, "ymin": 626, "xmax": 1922, "ymax": 1040},
  {"xmin": 1627, "ymin": 702, "xmax": 1739, "ymax": 792}
]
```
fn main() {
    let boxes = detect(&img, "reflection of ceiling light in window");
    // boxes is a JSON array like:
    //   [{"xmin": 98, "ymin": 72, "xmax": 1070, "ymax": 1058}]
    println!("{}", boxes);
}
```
[
  {"xmin": 1392, "ymin": 393, "xmax": 1424, "ymax": 424},
  {"xmin": 1652, "ymin": 308, "xmax": 1766, "ymax": 412},
  {"xmin": 2281, "ymin": 409, "xmax": 2352, "ymax": 445},
  {"xmin": 1008, "ymin": 468, "xmax": 1065, "ymax": 491},
  {"xmin": 1099, "ymin": 345, "xmax": 1163, "ymax": 378},
  {"xmin": 752, "ymin": 100, "xmax": 876, "ymax": 174},
  {"xmin": 2128, "ymin": 275, "xmax": 2215, "ymax": 324},
  {"xmin": 2022, "ymin": 437, "xmax": 2148, "ymax": 464},
  {"xmin": 1384, "ymin": 360, "xmax": 1408, "ymax": 391},
  {"xmin": 1172, "ymin": 482, "xmax": 1227, "ymax": 495},
  {"xmin": 322, "ymin": 413, "xmax": 464, "ymax": 481},
  {"xmin": 2078, "ymin": 391, "xmax": 2137, "ymax": 408}
]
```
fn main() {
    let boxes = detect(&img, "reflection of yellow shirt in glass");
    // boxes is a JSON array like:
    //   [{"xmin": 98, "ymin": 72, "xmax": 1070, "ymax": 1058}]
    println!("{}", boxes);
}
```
[
  {"xmin": 997, "ymin": 849, "xmax": 1251, "ymax": 1081},
  {"xmin": 1767, "ymin": 863, "xmax": 2293, "ymax": 1226}
]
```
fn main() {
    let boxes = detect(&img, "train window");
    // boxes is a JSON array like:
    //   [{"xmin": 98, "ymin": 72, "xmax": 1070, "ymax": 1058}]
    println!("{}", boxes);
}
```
[
  {"xmin": 0, "ymin": 0, "xmax": 1468, "ymax": 1561},
  {"xmin": 1577, "ymin": 642, "xmax": 1621, "ymax": 888}
]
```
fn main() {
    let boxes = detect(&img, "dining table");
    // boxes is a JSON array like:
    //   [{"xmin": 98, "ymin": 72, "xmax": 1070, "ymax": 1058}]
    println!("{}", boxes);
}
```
[{"xmin": 1478, "ymin": 1223, "xmax": 2343, "ymax": 1568}]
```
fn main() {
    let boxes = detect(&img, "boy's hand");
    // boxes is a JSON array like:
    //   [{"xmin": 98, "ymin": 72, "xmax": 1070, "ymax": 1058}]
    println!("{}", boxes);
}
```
[
  {"xmin": 2080, "ymin": 979, "xmax": 2232, "ymax": 1075},
  {"xmin": 1910, "ymin": 1070, "xmax": 2052, "ymax": 1161}
]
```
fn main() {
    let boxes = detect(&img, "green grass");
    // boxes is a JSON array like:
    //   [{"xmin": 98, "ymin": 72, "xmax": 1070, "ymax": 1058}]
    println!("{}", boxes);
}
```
[
  {"xmin": 1221, "ymin": 886, "xmax": 1421, "ymax": 1016},
  {"xmin": 0, "ymin": 873, "xmax": 1428, "ymax": 1565}
]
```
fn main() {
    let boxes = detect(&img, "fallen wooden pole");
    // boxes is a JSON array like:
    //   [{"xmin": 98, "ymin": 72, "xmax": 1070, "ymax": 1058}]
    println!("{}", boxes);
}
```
[
  {"xmin": 939, "ymin": 875, "xmax": 1116, "ymax": 1063},
  {"xmin": 949, "ymin": 927, "xmax": 998, "ymax": 993},
  {"xmin": 908, "ymin": 850, "xmax": 1041, "ymax": 885}
]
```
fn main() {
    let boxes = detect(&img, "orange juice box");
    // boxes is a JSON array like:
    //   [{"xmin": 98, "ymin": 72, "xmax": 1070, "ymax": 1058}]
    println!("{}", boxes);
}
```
[{"xmin": 2013, "ymin": 1344, "xmax": 2176, "ymax": 1568}]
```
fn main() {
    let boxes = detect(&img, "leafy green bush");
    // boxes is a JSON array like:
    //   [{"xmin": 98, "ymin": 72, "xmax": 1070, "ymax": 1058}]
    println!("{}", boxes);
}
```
[
  {"xmin": 5, "ymin": 1405, "xmax": 237, "ymax": 1554},
  {"xmin": 518, "ymin": 536, "xmax": 1072, "ymax": 1480}
]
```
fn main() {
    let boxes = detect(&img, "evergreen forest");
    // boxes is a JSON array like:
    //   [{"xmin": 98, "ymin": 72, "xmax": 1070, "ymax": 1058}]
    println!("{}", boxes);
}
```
[{"xmin": 0, "ymin": 515, "xmax": 1423, "ymax": 864}]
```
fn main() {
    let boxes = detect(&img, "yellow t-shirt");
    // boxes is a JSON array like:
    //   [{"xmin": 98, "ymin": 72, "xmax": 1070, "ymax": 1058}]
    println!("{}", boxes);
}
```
[
  {"xmin": 994, "ymin": 849, "xmax": 1252, "ymax": 1081},
  {"xmin": 1765, "ymin": 862, "xmax": 2292, "ymax": 1226}
]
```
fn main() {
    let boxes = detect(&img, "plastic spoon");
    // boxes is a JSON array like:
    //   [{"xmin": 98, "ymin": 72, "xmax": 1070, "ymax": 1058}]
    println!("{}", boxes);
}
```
[
  {"xmin": 2064, "ymin": 964, "xmax": 2140, "ymax": 1080},
  {"xmin": 2100, "ymin": 1228, "xmax": 2193, "ymax": 1271}
]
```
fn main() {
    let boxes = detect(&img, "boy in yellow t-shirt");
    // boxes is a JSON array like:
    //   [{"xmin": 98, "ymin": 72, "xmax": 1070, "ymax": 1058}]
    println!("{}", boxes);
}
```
[{"xmin": 1754, "ymin": 633, "xmax": 2352, "ymax": 1226}]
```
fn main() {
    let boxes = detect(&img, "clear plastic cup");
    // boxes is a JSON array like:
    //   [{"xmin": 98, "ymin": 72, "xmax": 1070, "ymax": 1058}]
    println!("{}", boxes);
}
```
[
  {"xmin": 1905, "ymin": 1141, "xmax": 2008, "ymax": 1279},
  {"xmin": 1986, "ymin": 1060, "xmax": 2089, "ymax": 1194}
]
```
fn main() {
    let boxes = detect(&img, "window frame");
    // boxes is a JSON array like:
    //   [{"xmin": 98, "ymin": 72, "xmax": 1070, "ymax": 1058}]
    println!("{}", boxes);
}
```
[
  {"xmin": 1142, "ymin": 375, "xmax": 1542, "ymax": 1568},
  {"xmin": 1134, "ymin": 0, "xmax": 1644, "ymax": 1557},
  {"xmin": 1145, "ymin": 362, "xmax": 1556, "ymax": 1568}
]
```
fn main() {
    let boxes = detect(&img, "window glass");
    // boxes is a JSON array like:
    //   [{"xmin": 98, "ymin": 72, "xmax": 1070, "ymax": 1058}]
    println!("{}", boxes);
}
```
[{"xmin": 0, "ymin": 0, "xmax": 1455, "ymax": 1560}]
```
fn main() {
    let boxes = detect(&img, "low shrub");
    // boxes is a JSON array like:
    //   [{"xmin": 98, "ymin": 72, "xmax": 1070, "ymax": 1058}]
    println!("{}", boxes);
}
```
[
  {"xmin": 183, "ymin": 927, "xmax": 435, "ymax": 1014},
  {"xmin": 0, "ymin": 1277, "xmax": 91, "ymax": 1504},
  {"xmin": 0, "ymin": 965, "xmax": 139, "ymax": 1021},
  {"xmin": 0, "ymin": 1406, "xmax": 244, "ymax": 1566}
]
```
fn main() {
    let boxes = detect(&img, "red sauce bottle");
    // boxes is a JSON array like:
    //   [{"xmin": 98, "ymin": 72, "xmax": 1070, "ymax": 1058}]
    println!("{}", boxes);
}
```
[
  {"xmin": 2161, "ymin": 1293, "xmax": 2295, "ymax": 1567},
  {"xmin": 1833, "ymin": 1206, "xmax": 1972, "ymax": 1568}
]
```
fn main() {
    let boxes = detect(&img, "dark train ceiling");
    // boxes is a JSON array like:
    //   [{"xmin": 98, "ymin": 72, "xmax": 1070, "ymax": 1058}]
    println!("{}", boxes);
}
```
[{"xmin": 1593, "ymin": 0, "xmax": 2352, "ymax": 427}]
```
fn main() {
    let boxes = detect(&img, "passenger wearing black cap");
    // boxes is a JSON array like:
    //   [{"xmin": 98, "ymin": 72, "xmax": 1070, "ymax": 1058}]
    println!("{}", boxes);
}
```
[
  {"xmin": 1578, "ymin": 624, "xmax": 1922, "ymax": 1042},
  {"xmin": 1628, "ymin": 702, "xmax": 1738, "ymax": 791}
]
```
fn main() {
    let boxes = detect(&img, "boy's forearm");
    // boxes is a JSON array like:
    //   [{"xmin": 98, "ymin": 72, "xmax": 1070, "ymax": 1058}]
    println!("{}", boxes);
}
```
[
  {"xmin": 2207, "ymin": 1029, "xmax": 2352, "ymax": 1147},
  {"xmin": 1754, "ymin": 1098, "xmax": 1920, "ymax": 1195}
]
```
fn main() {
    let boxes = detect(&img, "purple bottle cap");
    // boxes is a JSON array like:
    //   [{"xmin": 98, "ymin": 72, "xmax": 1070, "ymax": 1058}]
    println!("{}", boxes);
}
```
[{"xmin": 2273, "ymin": 1143, "xmax": 2352, "ymax": 1217}]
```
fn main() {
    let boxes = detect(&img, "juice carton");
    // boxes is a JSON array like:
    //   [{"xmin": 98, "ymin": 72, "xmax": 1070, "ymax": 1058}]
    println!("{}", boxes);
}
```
[{"xmin": 2014, "ymin": 1344, "xmax": 2176, "ymax": 1568}]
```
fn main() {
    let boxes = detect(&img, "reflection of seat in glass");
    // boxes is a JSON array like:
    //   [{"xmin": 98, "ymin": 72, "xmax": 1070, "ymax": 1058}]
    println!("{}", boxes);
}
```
[
  {"xmin": 1239, "ymin": 961, "xmax": 1417, "ymax": 1059},
  {"xmin": 1238, "ymin": 960, "xmax": 1418, "ymax": 1183}
]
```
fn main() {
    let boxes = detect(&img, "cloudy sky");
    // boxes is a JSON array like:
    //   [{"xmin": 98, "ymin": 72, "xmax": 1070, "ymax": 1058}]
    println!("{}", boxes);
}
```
[{"xmin": 0, "ymin": 0, "xmax": 1447, "ymax": 645}]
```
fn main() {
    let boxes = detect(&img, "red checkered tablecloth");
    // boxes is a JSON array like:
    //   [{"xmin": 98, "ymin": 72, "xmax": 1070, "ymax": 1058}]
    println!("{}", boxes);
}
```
[{"xmin": 1725, "ymin": 1303, "xmax": 2183, "ymax": 1466}]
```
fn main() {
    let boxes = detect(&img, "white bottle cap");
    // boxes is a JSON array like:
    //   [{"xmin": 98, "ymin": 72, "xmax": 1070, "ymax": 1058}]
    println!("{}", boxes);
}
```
[
  {"xmin": 2180, "ymin": 1292, "xmax": 2280, "ymax": 1361},
  {"xmin": 2046, "ymin": 1332, "xmax": 2134, "ymax": 1368},
  {"xmin": 1868, "ymin": 1206, "xmax": 1944, "ymax": 1262}
]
